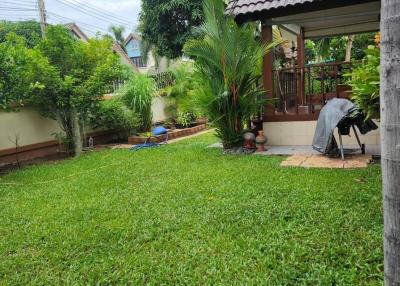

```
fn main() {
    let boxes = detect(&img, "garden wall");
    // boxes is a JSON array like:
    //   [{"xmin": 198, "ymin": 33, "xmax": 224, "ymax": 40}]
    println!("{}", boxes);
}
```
[
  {"xmin": 0, "ymin": 97, "xmax": 169, "ymax": 165},
  {"xmin": 263, "ymin": 121, "xmax": 381, "ymax": 146}
]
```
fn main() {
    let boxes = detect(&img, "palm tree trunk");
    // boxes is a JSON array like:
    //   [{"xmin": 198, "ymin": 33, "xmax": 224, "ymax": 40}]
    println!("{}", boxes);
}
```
[{"xmin": 381, "ymin": 0, "xmax": 400, "ymax": 284}]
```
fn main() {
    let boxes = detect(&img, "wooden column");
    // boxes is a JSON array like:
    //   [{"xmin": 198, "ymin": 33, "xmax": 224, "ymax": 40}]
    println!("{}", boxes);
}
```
[
  {"xmin": 296, "ymin": 28, "xmax": 305, "ymax": 108},
  {"xmin": 261, "ymin": 23, "xmax": 274, "ymax": 117}
]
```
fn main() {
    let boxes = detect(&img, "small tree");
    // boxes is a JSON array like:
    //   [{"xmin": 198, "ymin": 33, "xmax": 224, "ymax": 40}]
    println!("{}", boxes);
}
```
[{"xmin": 32, "ymin": 25, "xmax": 127, "ymax": 156}]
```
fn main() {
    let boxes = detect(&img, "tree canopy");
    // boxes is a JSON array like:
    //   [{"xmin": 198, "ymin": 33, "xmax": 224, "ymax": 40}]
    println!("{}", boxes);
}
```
[
  {"xmin": 0, "ymin": 20, "xmax": 41, "ymax": 48},
  {"xmin": 139, "ymin": 0, "xmax": 204, "ymax": 59}
]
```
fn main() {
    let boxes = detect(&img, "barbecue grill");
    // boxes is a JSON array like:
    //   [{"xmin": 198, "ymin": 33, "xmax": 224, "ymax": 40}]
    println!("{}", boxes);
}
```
[{"xmin": 312, "ymin": 98, "xmax": 378, "ymax": 160}]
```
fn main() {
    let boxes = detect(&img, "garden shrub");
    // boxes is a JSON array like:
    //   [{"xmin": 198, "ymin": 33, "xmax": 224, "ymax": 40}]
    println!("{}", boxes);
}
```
[
  {"xmin": 176, "ymin": 111, "xmax": 196, "ymax": 128},
  {"xmin": 347, "ymin": 45, "xmax": 380, "ymax": 119},
  {"xmin": 89, "ymin": 98, "xmax": 140, "ymax": 138}
]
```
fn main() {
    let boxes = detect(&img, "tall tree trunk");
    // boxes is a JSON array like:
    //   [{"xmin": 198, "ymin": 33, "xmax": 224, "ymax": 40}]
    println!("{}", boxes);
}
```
[
  {"xmin": 381, "ymin": 0, "xmax": 400, "ymax": 285},
  {"xmin": 70, "ymin": 107, "xmax": 82, "ymax": 157},
  {"xmin": 345, "ymin": 35, "xmax": 355, "ymax": 62}
]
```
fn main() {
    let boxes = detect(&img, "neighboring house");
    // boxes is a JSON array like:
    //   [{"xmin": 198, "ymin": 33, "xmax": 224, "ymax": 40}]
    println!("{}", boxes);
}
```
[
  {"xmin": 227, "ymin": 0, "xmax": 381, "ymax": 148},
  {"xmin": 124, "ymin": 33, "xmax": 144, "ymax": 67},
  {"xmin": 63, "ymin": 23, "xmax": 89, "ymax": 42},
  {"xmin": 125, "ymin": 33, "xmax": 170, "ymax": 74},
  {"xmin": 63, "ymin": 23, "xmax": 138, "ymax": 73}
]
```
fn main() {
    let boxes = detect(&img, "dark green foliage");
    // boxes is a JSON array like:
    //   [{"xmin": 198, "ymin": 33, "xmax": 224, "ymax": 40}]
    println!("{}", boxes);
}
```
[
  {"xmin": 139, "ymin": 0, "xmax": 204, "ymax": 58},
  {"xmin": 347, "ymin": 45, "xmax": 380, "ymax": 119},
  {"xmin": 88, "ymin": 98, "xmax": 140, "ymax": 138},
  {"xmin": 0, "ymin": 20, "xmax": 41, "ymax": 48},
  {"xmin": 120, "ymin": 73, "xmax": 155, "ymax": 132},
  {"xmin": 184, "ymin": 0, "xmax": 278, "ymax": 148},
  {"xmin": 0, "ymin": 133, "xmax": 383, "ymax": 284}
]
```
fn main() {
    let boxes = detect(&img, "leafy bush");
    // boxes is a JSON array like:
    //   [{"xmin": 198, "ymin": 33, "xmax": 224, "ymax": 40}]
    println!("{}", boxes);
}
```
[
  {"xmin": 162, "ymin": 63, "xmax": 201, "ymax": 122},
  {"xmin": 120, "ymin": 73, "xmax": 155, "ymax": 131},
  {"xmin": 176, "ymin": 111, "xmax": 195, "ymax": 128},
  {"xmin": 89, "ymin": 98, "xmax": 140, "ymax": 138},
  {"xmin": 347, "ymin": 45, "xmax": 380, "ymax": 119}
]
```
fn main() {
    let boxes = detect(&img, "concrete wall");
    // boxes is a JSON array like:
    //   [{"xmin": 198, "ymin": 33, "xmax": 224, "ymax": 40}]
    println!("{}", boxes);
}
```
[
  {"xmin": 0, "ymin": 108, "xmax": 62, "ymax": 150},
  {"xmin": 151, "ymin": 96, "xmax": 168, "ymax": 123},
  {"xmin": 0, "ymin": 97, "xmax": 169, "ymax": 151},
  {"xmin": 263, "ymin": 120, "xmax": 381, "ymax": 146}
]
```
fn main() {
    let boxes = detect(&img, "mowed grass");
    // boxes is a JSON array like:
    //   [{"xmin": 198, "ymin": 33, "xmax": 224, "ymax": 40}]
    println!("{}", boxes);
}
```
[{"xmin": 0, "ymin": 133, "xmax": 383, "ymax": 285}]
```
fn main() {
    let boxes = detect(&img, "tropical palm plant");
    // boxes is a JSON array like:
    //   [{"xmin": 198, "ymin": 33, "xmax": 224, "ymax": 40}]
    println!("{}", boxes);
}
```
[{"xmin": 183, "ymin": 0, "xmax": 279, "ymax": 149}]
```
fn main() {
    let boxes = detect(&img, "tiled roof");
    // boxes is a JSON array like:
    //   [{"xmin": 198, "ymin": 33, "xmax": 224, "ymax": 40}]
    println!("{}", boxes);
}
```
[{"xmin": 227, "ymin": 0, "xmax": 318, "ymax": 17}]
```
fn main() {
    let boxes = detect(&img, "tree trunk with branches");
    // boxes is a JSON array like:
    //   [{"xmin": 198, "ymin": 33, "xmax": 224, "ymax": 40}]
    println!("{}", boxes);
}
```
[{"xmin": 380, "ymin": 0, "xmax": 400, "ymax": 284}]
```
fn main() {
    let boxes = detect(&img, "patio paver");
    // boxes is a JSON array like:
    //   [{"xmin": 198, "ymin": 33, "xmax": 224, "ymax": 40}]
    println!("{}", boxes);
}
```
[{"xmin": 281, "ymin": 154, "xmax": 373, "ymax": 169}]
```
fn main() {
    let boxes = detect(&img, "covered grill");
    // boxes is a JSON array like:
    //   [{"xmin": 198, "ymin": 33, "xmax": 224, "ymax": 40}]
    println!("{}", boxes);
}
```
[{"xmin": 312, "ymin": 98, "xmax": 378, "ymax": 160}]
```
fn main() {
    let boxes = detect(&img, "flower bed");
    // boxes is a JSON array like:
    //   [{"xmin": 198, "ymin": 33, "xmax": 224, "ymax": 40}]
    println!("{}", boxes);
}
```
[{"xmin": 128, "ymin": 124, "xmax": 207, "ymax": 144}]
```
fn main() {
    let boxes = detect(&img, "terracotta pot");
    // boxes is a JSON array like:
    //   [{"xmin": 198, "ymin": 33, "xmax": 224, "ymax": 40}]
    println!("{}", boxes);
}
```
[
  {"xmin": 243, "ymin": 132, "xmax": 256, "ymax": 149},
  {"xmin": 255, "ymin": 130, "xmax": 267, "ymax": 152}
]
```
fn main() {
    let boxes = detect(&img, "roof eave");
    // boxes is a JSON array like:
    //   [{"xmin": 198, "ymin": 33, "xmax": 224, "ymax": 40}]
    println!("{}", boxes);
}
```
[{"xmin": 231, "ymin": 0, "xmax": 378, "ymax": 24}]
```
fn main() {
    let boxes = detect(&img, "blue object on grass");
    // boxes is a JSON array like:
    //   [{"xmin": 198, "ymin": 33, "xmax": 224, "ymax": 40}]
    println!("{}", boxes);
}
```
[{"xmin": 152, "ymin": 126, "xmax": 167, "ymax": 136}]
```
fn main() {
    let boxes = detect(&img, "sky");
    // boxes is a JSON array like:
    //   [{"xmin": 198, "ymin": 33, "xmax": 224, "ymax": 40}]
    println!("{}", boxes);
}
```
[{"xmin": 1, "ymin": 0, "xmax": 142, "ymax": 37}]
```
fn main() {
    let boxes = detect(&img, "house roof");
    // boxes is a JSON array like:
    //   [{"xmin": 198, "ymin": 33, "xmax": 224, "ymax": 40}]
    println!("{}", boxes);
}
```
[
  {"xmin": 227, "ymin": 0, "xmax": 315, "ymax": 17},
  {"xmin": 112, "ymin": 43, "xmax": 139, "ymax": 72},
  {"xmin": 227, "ymin": 0, "xmax": 378, "ymax": 23},
  {"xmin": 124, "ymin": 33, "xmax": 141, "ymax": 45},
  {"xmin": 63, "ymin": 23, "xmax": 89, "ymax": 41}
]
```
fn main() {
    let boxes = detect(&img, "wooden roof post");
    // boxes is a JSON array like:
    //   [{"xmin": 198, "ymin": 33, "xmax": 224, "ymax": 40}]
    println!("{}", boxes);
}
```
[
  {"xmin": 262, "ymin": 21, "xmax": 274, "ymax": 117},
  {"xmin": 297, "ymin": 27, "xmax": 305, "ymax": 108}
]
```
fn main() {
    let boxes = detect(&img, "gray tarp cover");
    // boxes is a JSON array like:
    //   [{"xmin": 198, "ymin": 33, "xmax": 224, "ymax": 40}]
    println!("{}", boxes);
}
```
[{"xmin": 312, "ymin": 98, "xmax": 355, "ymax": 154}]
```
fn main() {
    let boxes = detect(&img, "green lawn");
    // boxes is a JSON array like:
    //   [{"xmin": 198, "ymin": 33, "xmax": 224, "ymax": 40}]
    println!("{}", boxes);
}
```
[{"xmin": 0, "ymin": 133, "xmax": 383, "ymax": 285}]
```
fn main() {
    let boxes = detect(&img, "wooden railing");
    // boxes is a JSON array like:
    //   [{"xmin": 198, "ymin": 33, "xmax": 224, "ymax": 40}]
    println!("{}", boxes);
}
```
[
  {"xmin": 265, "ymin": 62, "xmax": 353, "ymax": 121},
  {"xmin": 151, "ymin": 72, "xmax": 175, "ymax": 90}
]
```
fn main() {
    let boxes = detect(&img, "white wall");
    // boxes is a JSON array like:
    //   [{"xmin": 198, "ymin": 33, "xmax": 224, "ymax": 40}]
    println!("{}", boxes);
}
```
[
  {"xmin": 263, "ymin": 120, "xmax": 380, "ymax": 146},
  {"xmin": 151, "ymin": 96, "xmax": 168, "ymax": 123},
  {"xmin": 0, "ymin": 108, "xmax": 62, "ymax": 150},
  {"xmin": 0, "ymin": 97, "xmax": 169, "ymax": 150}
]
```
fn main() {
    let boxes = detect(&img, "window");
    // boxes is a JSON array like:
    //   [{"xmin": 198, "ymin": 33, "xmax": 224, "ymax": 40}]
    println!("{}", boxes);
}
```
[{"xmin": 131, "ymin": 56, "xmax": 145, "ymax": 68}]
